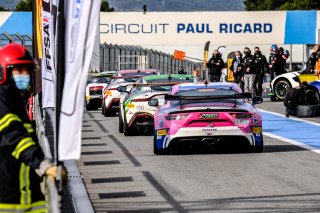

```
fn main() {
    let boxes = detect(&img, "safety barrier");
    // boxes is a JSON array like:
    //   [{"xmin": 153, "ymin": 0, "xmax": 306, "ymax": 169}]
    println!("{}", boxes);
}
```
[{"xmin": 34, "ymin": 95, "xmax": 61, "ymax": 213}]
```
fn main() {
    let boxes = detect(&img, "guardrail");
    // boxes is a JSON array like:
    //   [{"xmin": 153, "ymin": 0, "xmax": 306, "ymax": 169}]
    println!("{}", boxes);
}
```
[
  {"xmin": 34, "ymin": 95, "xmax": 61, "ymax": 213},
  {"xmin": 99, "ymin": 43, "xmax": 203, "ymax": 75}
]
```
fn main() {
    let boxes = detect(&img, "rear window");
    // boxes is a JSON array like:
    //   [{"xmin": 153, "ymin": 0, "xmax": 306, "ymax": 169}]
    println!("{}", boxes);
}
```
[
  {"xmin": 91, "ymin": 77, "xmax": 110, "ymax": 83},
  {"xmin": 174, "ymin": 88, "xmax": 244, "ymax": 104}
]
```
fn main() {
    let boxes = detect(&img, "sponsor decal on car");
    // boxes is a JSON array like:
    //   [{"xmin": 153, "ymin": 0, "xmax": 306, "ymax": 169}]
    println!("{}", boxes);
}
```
[
  {"xmin": 202, "ymin": 123, "xmax": 217, "ymax": 135},
  {"xmin": 199, "ymin": 113, "xmax": 219, "ymax": 119}
]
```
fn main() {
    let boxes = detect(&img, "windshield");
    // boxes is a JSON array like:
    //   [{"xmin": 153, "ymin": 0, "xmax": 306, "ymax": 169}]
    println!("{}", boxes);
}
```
[
  {"xmin": 91, "ymin": 77, "xmax": 110, "ymax": 83},
  {"xmin": 173, "ymin": 88, "xmax": 244, "ymax": 105}
]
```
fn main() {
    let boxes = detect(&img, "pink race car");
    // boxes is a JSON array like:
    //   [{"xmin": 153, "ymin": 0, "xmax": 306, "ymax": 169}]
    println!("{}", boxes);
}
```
[{"xmin": 148, "ymin": 82, "xmax": 264, "ymax": 154}]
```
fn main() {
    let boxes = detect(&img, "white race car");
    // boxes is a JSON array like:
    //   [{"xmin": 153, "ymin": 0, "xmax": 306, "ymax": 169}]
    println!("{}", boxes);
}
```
[
  {"xmin": 270, "ymin": 71, "xmax": 300, "ymax": 101},
  {"xmin": 118, "ymin": 74, "xmax": 194, "ymax": 136},
  {"xmin": 85, "ymin": 71, "xmax": 116, "ymax": 110},
  {"xmin": 102, "ymin": 69, "xmax": 160, "ymax": 116}
]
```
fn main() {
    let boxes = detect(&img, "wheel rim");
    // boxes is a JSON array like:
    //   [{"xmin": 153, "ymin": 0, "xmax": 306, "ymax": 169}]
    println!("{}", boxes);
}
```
[{"xmin": 275, "ymin": 81, "xmax": 290, "ymax": 99}]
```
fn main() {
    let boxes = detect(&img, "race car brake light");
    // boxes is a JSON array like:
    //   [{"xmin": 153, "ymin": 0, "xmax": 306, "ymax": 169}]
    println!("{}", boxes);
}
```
[
  {"xmin": 229, "ymin": 113, "xmax": 252, "ymax": 118},
  {"xmin": 89, "ymin": 86, "xmax": 104, "ymax": 91},
  {"xmin": 165, "ymin": 113, "xmax": 189, "ymax": 120}
]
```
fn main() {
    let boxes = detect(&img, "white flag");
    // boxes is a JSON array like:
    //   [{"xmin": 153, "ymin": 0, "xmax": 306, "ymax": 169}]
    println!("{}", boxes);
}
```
[
  {"xmin": 41, "ymin": 0, "xmax": 57, "ymax": 108},
  {"xmin": 59, "ymin": 0, "xmax": 101, "ymax": 160}
]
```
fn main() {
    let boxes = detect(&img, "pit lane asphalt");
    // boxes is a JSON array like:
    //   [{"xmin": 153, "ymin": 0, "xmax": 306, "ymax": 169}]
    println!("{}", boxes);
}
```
[{"xmin": 76, "ymin": 100, "xmax": 320, "ymax": 213}]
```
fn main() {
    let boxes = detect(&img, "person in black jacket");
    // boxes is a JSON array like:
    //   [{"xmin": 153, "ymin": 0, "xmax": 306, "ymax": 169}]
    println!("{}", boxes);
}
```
[
  {"xmin": 252, "ymin": 47, "xmax": 269, "ymax": 97},
  {"xmin": 0, "ymin": 43, "xmax": 61, "ymax": 212},
  {"xmin": 229, "ymin": 51, "xmax": 244, "ymax": 92},
  {"xmin": 207, "ymin": 50, "xmax": 225, "ymax": 82},
  {"xmin": 302, "ymin": 44, "xmax": 320, "ymax": 74},
  {"xmin": 242, "ymin": 47, "xmax": 255, "ymax": 93}
]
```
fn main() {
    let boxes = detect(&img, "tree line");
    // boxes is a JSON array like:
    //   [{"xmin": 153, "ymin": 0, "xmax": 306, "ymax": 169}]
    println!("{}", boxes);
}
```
[{"xmin": 0, "ymin": 0, "xmax": 114, "ymax": 11}]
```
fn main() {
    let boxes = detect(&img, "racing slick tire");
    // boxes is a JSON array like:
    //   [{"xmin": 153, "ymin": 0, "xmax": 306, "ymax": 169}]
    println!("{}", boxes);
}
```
[
  {"xmin": 101, "ymin": 102, "xmax": 105, "ymax": 115},
  {"xmin": 153, "ymin": 137, "xmax": 167, "ymax": 155},
  {"xmin": 118, "ymin": 111, "xmax": 124, "ymax": 133},
  {"xmin": 123, "ymin": 119, "xmax": 134, "ymax": 136},
  {"xmin": 103, "ymin": 103, "xmax": 111, "ymax": 117},
  {"xmin": 252, "ymin": 136, "xmax": 264, "ymax": 153},
  {"xmin": 296, "ymin": 105, "xmax": 320, "ymax": 118},
  {"xmin": 274, "ymin": 79, "xmax": 291, "ymax": 101}
]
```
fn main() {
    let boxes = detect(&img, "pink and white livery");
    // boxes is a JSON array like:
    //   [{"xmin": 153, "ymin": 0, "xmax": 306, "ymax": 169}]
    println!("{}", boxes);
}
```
[{"xmin": 149, "ymin": 82, "xmax": 264, "ymax": 154}]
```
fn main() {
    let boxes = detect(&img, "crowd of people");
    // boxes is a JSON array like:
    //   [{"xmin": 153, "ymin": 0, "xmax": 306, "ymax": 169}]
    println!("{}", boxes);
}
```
[{"xmin": 201, "ymin": 44, "xmax": 291, "ymax": 97}]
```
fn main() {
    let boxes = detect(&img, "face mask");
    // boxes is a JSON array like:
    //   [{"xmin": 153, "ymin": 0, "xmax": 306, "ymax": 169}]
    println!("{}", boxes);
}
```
[{"xmin": 13, "ymin": 75, "xmax": 30, "ymax": 91}]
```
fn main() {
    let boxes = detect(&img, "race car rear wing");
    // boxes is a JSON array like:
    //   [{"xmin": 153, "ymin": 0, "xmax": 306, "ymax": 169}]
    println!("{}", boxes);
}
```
[
  {"xmin": 110, "ymin": 76, "xmax": 145, "ymax": 79},
  {"xmin": 164, "ymin": 92, "xmax": 252, "ymax": 101},
  {"xmin": 117, "ymin": 82, "xmax": 184, "ymax": 93},
  {"xmin": 132, "ymin": 82, "xmax": 185, "ymax": 87},
  {"xmin": 161, "ymin": 93, "xmax": 263, "ymax": 108}
]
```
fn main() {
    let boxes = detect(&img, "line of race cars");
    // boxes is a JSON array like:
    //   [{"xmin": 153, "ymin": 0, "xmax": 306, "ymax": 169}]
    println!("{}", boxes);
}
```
[{"xmin": 85, "ymin": 69, "xmax": 264, "ymax": 154}]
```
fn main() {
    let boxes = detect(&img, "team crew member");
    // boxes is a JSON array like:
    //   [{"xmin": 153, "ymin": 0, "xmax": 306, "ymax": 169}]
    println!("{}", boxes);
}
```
[
  {"xmin": 252, "ymin": 47, "xmax": 268, "ymax": 97},
  {"xmin": 269, "ymin": 44, "xmax": 286, "ymax": 79},
  {"xmin": 303, "ymin": 44, "xmax": 320, "ymax": 74},
  {"xmin": 0, "ymin": 43, "xmax": 60, "ymax": 212},
  {"xmin": 229, "ymin": 51, "xmax": 244, "ymax": 92},
  {"xmin": 242, "ymin": 47, "xmax": 255, "ymax": 93},
  {"xmin": 207, "ymin": 50, "xmax": 225, "ymax": 82}
]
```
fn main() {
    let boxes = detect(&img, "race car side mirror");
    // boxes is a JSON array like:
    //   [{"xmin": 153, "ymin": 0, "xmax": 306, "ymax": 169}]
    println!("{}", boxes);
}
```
[
  {"xmin": 148, "ymin": 98, "xmax": 159, "ymax": 107},
  {"xmin": 252, "ymin": 96, "xmax": 263, "ymax": 105},
  {"xmin": 117, "ymin": 86, "xmax": 129, "ymax": 93}
]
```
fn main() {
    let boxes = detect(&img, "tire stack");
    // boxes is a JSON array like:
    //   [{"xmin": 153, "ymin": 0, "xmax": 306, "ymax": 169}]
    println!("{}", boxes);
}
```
[{"xmin": 296, "ymin": 105, "xmax": 320, "ymax": 118}]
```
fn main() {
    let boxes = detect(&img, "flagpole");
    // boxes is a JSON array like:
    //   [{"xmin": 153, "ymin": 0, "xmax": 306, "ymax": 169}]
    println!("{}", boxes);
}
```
[{"xmin": 55, "ymin": 0, "xmax": 65, "ymax": 166}]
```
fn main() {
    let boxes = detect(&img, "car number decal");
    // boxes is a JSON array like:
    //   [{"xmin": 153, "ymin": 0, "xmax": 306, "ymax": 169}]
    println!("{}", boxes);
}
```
[
  {"xmin": 251, "ymin": 126, "xmax": 262, "ymax": 134},
  {"xmin": 136, "ymin": 105, "xmax": 144, "ymax": 110},
  {"xmin": 157, "ymin": 129, "xmax": 167, "ymax": 136}
]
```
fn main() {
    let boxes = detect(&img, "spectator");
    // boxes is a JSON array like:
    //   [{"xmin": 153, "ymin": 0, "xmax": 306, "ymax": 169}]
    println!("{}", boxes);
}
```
[
  {"xmin": 303, "ymin": 44, "xmax": 320, "ymax": 74},
  {"xmin": 242, "ymin": 47, "xmax": 255, "ymax": 93},
  {"xmin": 206, "ymin": 50, "xmax": 225, "ymax": 82},
  {"xmin": 193, "ymin": 67, "xmax": 201, "ymax": 83},
  {"xmin": 178, "ymin": 66, "xmax": 186, "ymax": 74},
  {"xmin": 229, "ymin": 51, "xmax": 244, "ymax": 92}
]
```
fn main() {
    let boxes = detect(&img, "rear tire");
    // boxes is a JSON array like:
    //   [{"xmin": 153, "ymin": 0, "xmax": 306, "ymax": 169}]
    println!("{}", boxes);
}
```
[
  {"xmin": 119, "ymin": 111, "xmax": 124, "ymax": 133},
  {"xmin": 297, "ymin": 105, "xmax": 320, "ymax": 118},
  {"xmin": 153, "ymin": 137, "xmax": 167, "ymax": 155},
  {"xmin": 103, "ymin": 104, "xmax": 110, "ymax": 117},
  {"xmin": 252, "ymin": 136, "xmax": 264, "ymax": 153},
  {"xmin": 123, "ymin": 118, "xmax": 134, "ymax": 136},
  {"xmin": 101, "ymin": 102, "xmax": 105, "ymax": 115},
  {"xmin": 86, "ymin": 105, "xmax": 92, "ymax": 111}
]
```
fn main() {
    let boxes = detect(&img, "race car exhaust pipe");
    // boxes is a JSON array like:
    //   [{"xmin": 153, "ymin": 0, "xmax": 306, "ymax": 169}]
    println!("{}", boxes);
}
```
[{"xmin": 202, "ymin": 138, "xmax": 217, "ymax": 146}]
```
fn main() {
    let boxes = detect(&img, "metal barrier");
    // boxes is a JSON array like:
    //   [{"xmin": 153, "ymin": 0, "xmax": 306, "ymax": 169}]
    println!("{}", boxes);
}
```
[
  {"xmin": 34, "ymin": 95, "xmax": 61, "ymax": 213},
  {"xmin": 99, "ymin": 43, "xmax": 203, "ymax": 75},
  {"xmin": 0, "ymin": 32, "xmax": 33, "ymax": 55}
]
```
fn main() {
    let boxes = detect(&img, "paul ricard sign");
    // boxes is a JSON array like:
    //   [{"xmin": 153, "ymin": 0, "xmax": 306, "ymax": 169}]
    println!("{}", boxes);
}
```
[{"xmin": 99, "ymin": 11, "xmax": 318, "ymax": 45}]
